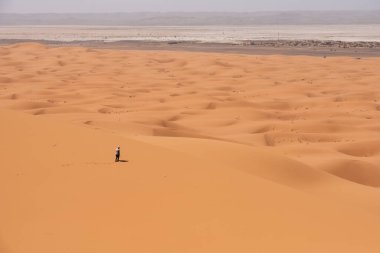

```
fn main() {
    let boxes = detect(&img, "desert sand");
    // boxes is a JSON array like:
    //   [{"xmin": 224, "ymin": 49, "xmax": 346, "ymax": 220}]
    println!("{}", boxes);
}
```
[{"xmin": 1, "ymin": 43, "xmax": 380, "ymax": 252}]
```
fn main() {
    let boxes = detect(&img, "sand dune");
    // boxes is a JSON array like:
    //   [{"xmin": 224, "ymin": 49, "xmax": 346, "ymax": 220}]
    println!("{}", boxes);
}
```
[
  {"xmin": 1, "ymin": 43, "xmax": 380, "ymax": 252},
  {"xmin": 322, "ymin": 159, "xmax": 380, "ymax": 187},
  {"xmin": 2, "ymin": 109, "xmax": 380, "ymax": 253}
]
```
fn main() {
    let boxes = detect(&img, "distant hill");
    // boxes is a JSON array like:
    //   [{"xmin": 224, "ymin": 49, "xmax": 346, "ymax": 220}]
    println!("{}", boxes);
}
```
[{"xmin": 1, "ymin": 11, "xmax": 380, "ymax": 26}]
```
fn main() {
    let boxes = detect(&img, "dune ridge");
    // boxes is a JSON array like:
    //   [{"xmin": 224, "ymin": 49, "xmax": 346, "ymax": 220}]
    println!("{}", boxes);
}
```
[{"xmin": 1, "ymin": 43, "xmax": 380, "ymax": 252}]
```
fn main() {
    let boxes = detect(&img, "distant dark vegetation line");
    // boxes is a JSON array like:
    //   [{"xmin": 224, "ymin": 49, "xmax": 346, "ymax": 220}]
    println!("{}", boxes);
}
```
[{"xmin": 1, "ymin": 11, "xmax": 380, "ymax": 25}]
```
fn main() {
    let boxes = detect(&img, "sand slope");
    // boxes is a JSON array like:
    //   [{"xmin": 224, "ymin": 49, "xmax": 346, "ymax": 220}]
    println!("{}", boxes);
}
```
[
  {"xmin": 2, "ymin": 110, "xmax": 380, "ymax": 253},
  {"xmin": 1, "ymin": 43, "xmax": 380, "ymax": 252}
]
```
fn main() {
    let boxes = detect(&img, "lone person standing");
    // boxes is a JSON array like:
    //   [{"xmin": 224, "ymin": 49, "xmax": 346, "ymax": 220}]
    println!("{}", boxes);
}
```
[{"xmin": 115, "ymin": 146, "xmax": 121, "ymax": 162}]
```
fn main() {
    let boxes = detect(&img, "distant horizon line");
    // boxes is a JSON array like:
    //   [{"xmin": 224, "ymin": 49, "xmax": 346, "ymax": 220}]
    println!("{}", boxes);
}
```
[{"xmin": 2, "ymin": 10, "xmax": 380, "ymax": 14}]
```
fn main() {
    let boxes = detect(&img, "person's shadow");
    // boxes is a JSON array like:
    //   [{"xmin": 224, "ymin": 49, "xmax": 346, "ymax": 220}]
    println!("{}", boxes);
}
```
[{"xmin": 118, "ymin": 160, "xmax": 128, "ymax": 163}]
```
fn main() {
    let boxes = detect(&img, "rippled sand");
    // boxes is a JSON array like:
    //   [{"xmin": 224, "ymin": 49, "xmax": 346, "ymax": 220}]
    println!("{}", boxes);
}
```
[{"xmin": 1, "ymin": 43, "xmax": 380, "ymax": 253}]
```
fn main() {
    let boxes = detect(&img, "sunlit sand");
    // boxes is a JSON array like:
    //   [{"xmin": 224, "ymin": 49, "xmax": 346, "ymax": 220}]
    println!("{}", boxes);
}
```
[{"xmin": 1, "ymin": 43, "xmax": 380, "ymax": 252}]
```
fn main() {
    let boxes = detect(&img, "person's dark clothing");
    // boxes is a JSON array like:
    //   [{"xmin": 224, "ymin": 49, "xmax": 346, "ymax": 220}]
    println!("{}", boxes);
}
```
[{"xmin": 115, "ymin": 148, "xmax": 120, "ymax": 162}]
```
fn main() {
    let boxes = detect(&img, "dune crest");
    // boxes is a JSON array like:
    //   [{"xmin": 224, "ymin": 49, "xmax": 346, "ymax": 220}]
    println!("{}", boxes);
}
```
[{"xmin": 1, "ymin": 43, "xmax": 380, "ymax": 252}]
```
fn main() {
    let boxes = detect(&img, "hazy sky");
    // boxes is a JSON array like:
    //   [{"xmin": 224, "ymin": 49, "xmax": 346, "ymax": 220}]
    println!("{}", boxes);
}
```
[{"xmin": 1, "ymin": 0, "xmax": 379, "ymax": 13}]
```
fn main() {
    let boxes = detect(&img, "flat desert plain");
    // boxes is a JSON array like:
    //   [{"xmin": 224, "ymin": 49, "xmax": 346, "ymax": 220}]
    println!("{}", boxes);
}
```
[{"xmin": 1, "ymin": 43, "xmax": 380, "ymax": 252}]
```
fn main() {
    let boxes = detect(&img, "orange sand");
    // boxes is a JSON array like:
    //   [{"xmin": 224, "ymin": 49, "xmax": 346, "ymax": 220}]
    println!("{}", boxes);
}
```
[{"xmin": 1, "ymin": 43, "xmax": 380, "ymax": 252}]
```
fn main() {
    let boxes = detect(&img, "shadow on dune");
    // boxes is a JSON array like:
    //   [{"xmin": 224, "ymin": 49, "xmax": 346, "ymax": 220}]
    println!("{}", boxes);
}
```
[
  {"xmin": 117, "ymin": 160, "xmax": 128, "ymax": 163},
  {"xmin": 0, "ymin": 237, "xmax": 8, "ymax": 253}
]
